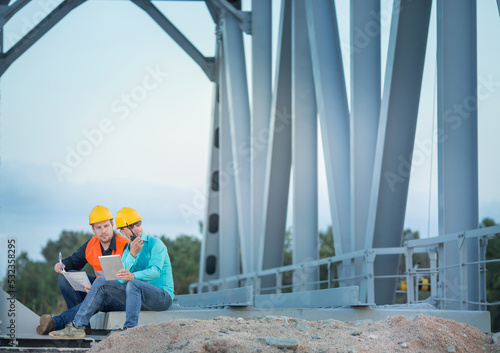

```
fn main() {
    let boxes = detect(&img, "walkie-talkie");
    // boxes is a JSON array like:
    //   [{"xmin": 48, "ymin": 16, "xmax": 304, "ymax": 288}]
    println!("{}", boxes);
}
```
[{"xmin": 126, "ymin": 223, "xmax": 137, "ymax": 242}]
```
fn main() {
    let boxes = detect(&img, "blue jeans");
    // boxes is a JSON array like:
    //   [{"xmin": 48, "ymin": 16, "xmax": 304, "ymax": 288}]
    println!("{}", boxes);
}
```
[
  {"xmin": 58, "ymin": 271, "xmax": 96, "ymax": 309},
  {"xmin": 53, "ymin": 276, "xmax": 125, "ymax": 330},
  {"xmin": 73, "ymin": 279, "xmax": 172, "ymax": 329}
]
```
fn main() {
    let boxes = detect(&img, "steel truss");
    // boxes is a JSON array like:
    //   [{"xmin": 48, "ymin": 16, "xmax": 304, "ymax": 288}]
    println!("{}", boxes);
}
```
[{"xmin": 0, "ymin": 0, "xmax": 486, "ymax": 307}]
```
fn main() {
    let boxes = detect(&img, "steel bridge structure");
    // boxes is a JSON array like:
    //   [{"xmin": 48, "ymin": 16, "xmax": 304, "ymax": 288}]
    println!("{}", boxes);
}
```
[{"xmin": 1, "ymin": 0, "xmax": 500, "ymax": 346}]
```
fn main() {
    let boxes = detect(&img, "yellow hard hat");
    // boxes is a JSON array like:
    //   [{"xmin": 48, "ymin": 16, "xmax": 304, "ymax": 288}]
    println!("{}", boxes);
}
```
[
  {"xmin": 115, "ymin": 207, "xmax": 142, "ymax": 229},
  {"xmin": 89, "ymin": 205, "xmax": 113, "ymax": 225}
]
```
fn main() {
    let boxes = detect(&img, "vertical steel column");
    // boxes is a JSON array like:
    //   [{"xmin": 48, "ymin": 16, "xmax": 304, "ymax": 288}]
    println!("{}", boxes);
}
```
[
  {"xmin": 428, "ymin": 247, "xmax": 438, "ymax": 298},
  {"xmin": 199, "ymin": 47, "xmax": 221, "ymax": 285},
  {"xmin": 305, "ymin": 0, "xmax": 351, "ymax": 259},
  {"xmin": 365, "ymin": 0, "xmax": 432, "ymax": 304},
  {"xmin": 259, "ymin": 0, "xmax": 292, "ymax": 291},
  {"xmin": 363, "ymin": 250, "xmax": 376, "ymax": 304},
  {"xmin": 221, "ymin": 13, "xmax": 253, "ymax": 273},
  {"xmin": 219, "ymin": 48, "xmax": 240, "ymax": 287},
  {"xmin": 251, "ymin": 0, "xmax": 272, "ymax": 273},
  {"xmin": 292, "ymin": 0, "xmax": 318, "ymax": 292},
  {"xmin": 437, "ymin": 242, "xmax": 445, "ymax": 308},
  {"xmin": 405, "ymin": 247, "xmax": 415, "ymax": 304},
  {"xmin": 437, "ymin": 0, "xmax": 478, "ymax": 310},
  {"xmin": 350, "ymin": 0, "xmax": 381, "ymax": 285},
  {"xmin": 479, "ymin": 238, "xmax": 487, "ymax": 311},
  {"xmin": 458, "ymin": 233, "xmax": 468, "ymax": 310}
]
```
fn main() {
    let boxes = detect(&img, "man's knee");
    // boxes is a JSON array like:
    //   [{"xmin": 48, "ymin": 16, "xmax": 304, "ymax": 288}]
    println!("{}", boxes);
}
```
[
  {"xmin": 92, "ymin": 277, "xmax": 109, "ymax": 295},
  {"xmin": 126, "ymin": 279, "xmax": 142, "ymax": 292},
  {"xmin": 58, "ymin": 274, "xmax": 70, "ymax": 288},
  {"xmin": 93, "ymin": 276, "xmax": 106, "ymax": 285}
]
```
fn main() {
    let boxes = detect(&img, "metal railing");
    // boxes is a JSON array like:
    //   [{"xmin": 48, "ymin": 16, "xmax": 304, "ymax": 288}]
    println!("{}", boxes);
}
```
[{"xmin": 190, "ymin": 225, "xmax": 500, "ymax": 310}]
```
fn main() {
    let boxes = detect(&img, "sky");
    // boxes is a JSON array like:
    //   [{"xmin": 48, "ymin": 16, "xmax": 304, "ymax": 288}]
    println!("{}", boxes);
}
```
[{"xmin": 0, "ymin": 0, "xmax": 499, "ymax": 277}]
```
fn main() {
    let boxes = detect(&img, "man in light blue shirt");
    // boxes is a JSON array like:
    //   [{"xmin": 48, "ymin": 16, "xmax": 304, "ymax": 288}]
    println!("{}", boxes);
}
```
[{"xmin": 49, "ymin": 207, "xmax": 174, "ymax": 338}]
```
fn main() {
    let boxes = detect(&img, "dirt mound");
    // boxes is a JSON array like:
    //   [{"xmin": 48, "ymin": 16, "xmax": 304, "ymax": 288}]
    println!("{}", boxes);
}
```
[{"xmin": 89, "ymin": 315, "xmax": 497, "ymax": 353}]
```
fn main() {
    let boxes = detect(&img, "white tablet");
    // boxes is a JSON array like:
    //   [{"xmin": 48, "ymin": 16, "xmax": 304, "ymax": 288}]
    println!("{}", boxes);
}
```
[{"xmin": 98, "ymin": 255, "xmax": 124, "ymax": 280}]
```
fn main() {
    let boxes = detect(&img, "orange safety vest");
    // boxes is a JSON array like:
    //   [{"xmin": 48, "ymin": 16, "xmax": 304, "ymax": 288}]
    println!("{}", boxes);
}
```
[{"xmin": 85, "ymin": 233, "xmax": 128, "ymax": 277}]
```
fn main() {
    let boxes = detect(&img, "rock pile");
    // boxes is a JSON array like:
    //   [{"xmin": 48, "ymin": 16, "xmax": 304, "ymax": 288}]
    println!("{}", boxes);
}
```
[{"xmin": 89, "ymin": 314, "xmax": 498, "ymax": 353}]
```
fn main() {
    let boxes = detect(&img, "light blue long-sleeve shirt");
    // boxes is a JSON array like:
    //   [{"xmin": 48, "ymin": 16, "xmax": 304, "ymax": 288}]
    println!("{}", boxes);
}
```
[{"xmin": 120, "ymin": 235, "xmax": 174, "ymax": 299}]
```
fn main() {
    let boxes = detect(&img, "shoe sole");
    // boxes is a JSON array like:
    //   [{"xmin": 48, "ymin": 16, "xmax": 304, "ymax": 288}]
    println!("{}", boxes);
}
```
[
  {"xmin": 37, "ymin": 315, "xmax": 54, "ymax": 335},
  {"xmin": 48, "ymin": 332, "xmax": 86, "ymax": 339}
]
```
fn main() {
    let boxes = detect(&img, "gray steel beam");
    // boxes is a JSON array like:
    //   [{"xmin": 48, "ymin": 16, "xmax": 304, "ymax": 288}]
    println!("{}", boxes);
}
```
[
  {"xmin": 365, "ymin": 0, "xmax": 432, "ymax": 305},
  {"xmin": 305, "ymin": 0, "xmax": 350, "ymax": 257},
  {"xmin": 251, "ymin": 0, "xmax": 272, "ymax": 273},
  {"xmin": 292, "ymin": 0, "xmax": 318, "ymax": 291},
  {"xmin": 131, "ymin": 0, "xmax": 215, "ymax": 82},
  {"xmin": 219, "ymin": 47, "xmax": 240, "ymax": 286},
  {"xmin": 210, "ymin": 0, "xmax": 250, "ymax": 33},
  {"xmin": 255, "ymin": 286, "xmax": 360, "ymax": 308},
  {"xmin": 176, "ymin": 286, "xmax": 253, "ymax": 307},
  {"xmin": 204, "ymin": 0, "xmax": 220, "ymax": 23},
  {"xmin": 437, "ymin": 0, "xmax": 478, "ymax": 310},
  {"xmin": 259, "ymin": 0, "xmax": 292, "ymax": 288},
  {"xmin": 2, "ymin": 0, "xmax": 30, "ymax": 22},
  {"xmin": 221, "ymin": 12, "xmax": 253, "ymax": 273},
  {"xmin": 350, "ymin": 0, "xmax": 381, "ymax": 285},
  {"xmin": 0, "ymin": 0, "xmax": 87, "ymax": 77},
  {"xmin": 198, "ymin": 47, "xmax": 221, "ymax": 284}
]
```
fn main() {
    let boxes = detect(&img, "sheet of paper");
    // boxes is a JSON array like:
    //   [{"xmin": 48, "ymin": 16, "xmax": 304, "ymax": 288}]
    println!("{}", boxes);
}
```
[
  {"xmin": 62, "ymin": 271, "xmax": 91, "ymax": 292},
  {"xmin": 98, "ymin": 255, "xmax": 124, "ymax": 280}
]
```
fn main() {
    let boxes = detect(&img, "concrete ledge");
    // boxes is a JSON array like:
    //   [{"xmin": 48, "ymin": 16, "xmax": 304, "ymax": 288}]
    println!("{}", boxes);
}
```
[{"xmin": 90, "ymin": 304, "xmax": 491, "ymax": 333}]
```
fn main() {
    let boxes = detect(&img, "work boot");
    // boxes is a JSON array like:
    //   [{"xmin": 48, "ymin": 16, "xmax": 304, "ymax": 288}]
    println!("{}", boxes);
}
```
[
  {"xmin": 36, "ymin": 315, "xmax": 55, "ymax": 335},
  {"xmin": 48, "ymin": 323, "xmax": 86, "ymax": 339}
]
